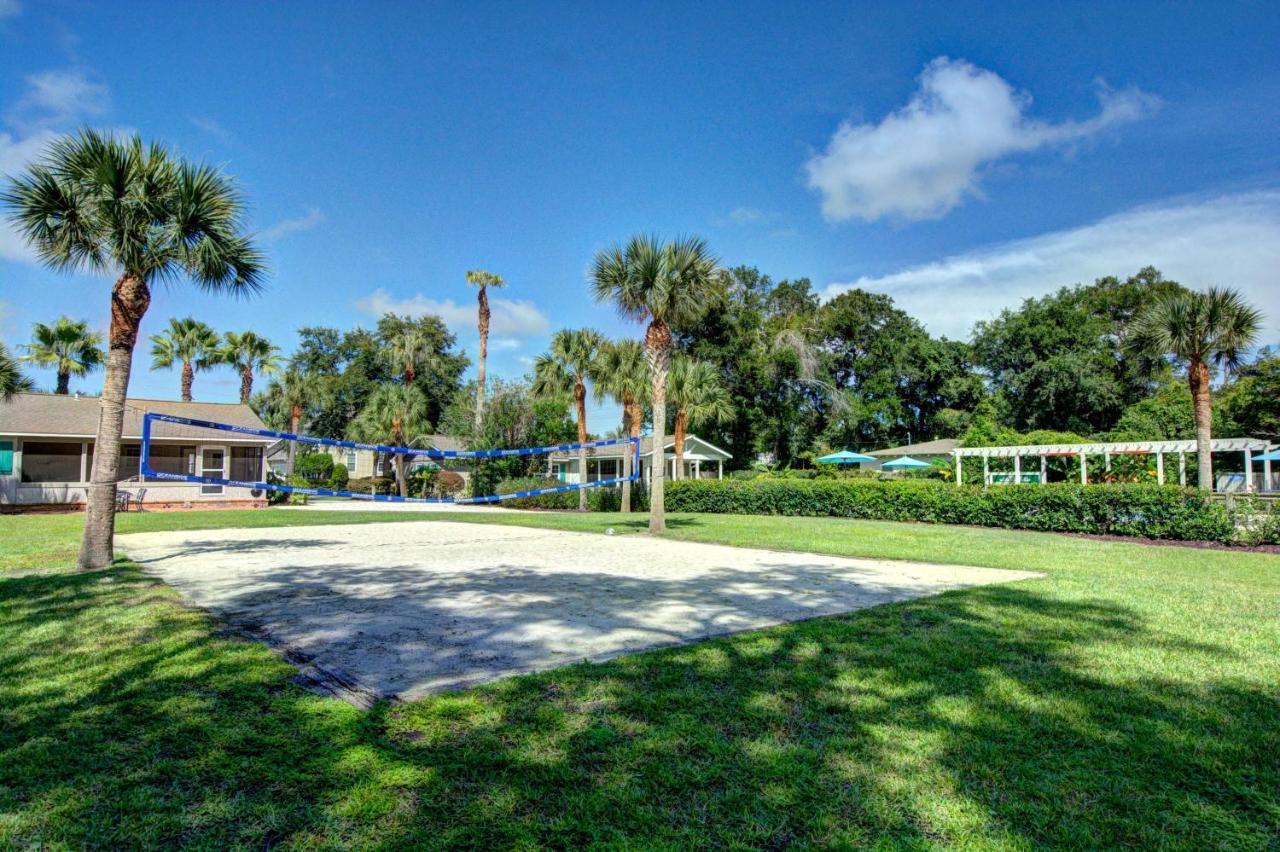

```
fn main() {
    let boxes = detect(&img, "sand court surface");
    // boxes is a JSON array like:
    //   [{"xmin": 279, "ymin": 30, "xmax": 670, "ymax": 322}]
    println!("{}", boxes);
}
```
[{"xmin": 119, "ymin": 520, "xmax": 1039, "ymax": 703}]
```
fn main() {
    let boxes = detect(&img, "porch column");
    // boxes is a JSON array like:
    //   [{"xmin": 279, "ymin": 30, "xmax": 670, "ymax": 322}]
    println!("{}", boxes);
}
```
[
  {"xmin": 1079, "ymin": 452, "xmax": 1088, "ymax": 484},
  {"xmin": 1244, "ymin": 448, "xmax": 1253, "ymax": 492},
  {"xmin": 1265, "ymin": 456, "xmax": 1273, "ymax": 493},
  {"xmin": 718, "ymin": 459, "xmax": 723, "ymax": 480},
  {"xmin": 1179, "ymin": 452, "xmax": 1187, "ymax": 486},
  {"xmin": 1039, "ymin": 454, "xmax": 1047, "ymax": 484},
  {"xmin": 694, "ymin": 459, "xmax": 701, "ymax": 479},
  {"xmin": 1013, "ymin": 453, "xmax": 1021, "ymax": 482},
  {"xmin": 1156, "ymin": 451, "xmax": 1165, "ymax": 485}
]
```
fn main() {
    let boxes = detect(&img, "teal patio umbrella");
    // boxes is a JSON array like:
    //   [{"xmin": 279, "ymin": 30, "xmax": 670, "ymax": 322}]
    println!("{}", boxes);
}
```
[
  {"xmin": 816, "ymin": 449, "xmax": 877, "ymax": 465},
  {"xmin": 1254, "ymin": 450, "xmax": 1280, "ymax": 462},
  {"xmin": 881, "ymin": 455, "xmax": 933, "ymax": 470}
]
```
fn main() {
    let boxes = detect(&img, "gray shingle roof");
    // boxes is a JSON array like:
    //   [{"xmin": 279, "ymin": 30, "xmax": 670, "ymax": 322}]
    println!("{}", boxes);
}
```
[
  {"xmin": 0, "ymin": 393, "xmax": 272, "ymax": 443},
  {"xmin": 868, "ymin": 438, "xmax": 958, "ymax": 457}
]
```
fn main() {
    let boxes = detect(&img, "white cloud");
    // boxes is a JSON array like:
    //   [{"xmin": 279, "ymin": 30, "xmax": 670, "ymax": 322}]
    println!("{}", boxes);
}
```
[
  {"xmin": 728, "ymin": 207, "xmax": 762, "ymax": 224},
  {"xmin": 822, "ymin": 190, "xmax": 1280, "ymax": 342},
  {"xmin": 0, "ymin": 0, "xmax": 19, "ymax": 20},
  {"xmin": 8, "ymin": 69, "xmax": 108, "ymax": 132},
  {"xmin": 355, "ymin": 289, "xmax": 551, "ymax": 338},
  {"xmin": 490, "ymin": 337, "xmax": 521, "ymax": 352},
  {"xmin": 188, "ymin": 115, "xmax": 233, "ymax": 143},
  {"xmin": 260, "ymin": 207, "xmax": 325, "ymax": 241},
  {"xmin": 805, "ymin": 58, "xmax": 1159, "ymax": 222}
]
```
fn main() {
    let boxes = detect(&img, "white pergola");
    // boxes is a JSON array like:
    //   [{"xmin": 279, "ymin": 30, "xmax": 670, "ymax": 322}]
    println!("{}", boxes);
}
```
[{"xmin": 954, "ymin": 437, "xmax": 1275, "ymax": 492}]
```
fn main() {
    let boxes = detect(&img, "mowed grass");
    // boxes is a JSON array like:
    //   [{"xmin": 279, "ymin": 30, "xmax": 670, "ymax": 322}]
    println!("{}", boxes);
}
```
[{"xmin": 1, "ymin": 509, "xmax": 1278, "ymax": 848}]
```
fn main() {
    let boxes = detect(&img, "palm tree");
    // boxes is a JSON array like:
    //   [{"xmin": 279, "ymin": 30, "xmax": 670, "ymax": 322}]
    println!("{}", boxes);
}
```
[
  {"xmin": 593, "ymin": 339, "xmax": 649, "ymax": 512},
  {"xmin": 150, "ymin": 318, "xmax": 221, "ymax": 401},
  {"xmin": 349, "ymin": 383, "xmax": 431, "ymax": 498},
  {"xmin": 1, "ymin": 342, "xmax": 34, "ymax": 400},
  {"xmin": 387, "ymin": 328, "xmax": 431, "ymax": 384},
  {"xmin": 221, "ymin": 330, "xmax": 281, "ymax": 403},
  {"xmin": 2, "ymin": 130, "xmax": 264, "ymax": 569},
  {"xmin": 257, "ymin": 368, "xmax": 314, "ymax": 478},
  {"xmin": 465, "ymin": 269, "xmax": 506, "ymax": 428},
  {"xmin": 591, "ymin": 235, "xmax": 720, "ymax": 532},
  {"xmin": 668, "ymin": 356, "xmax": 733, "ymax": 480},
  {"xmin": 19, "ymin": 317, "xmax": 104, "ymax": 394},
  {"xmin": 1128, "ymin": 287, "xmax": 1262, "ymax": 490},
  {"xmin": 532, "ymin": 328, "xmax": 606, "ymax": 511}
]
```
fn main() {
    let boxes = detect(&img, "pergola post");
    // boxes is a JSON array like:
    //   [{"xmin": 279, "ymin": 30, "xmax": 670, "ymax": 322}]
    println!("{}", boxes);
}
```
[
  {"xmin": 1179, "ymin": 452, "xmax": 1187, "ymax": 486},
  {"xmin": 1040, "ymin": 454, "xmax": 1047, "ymax": 485},
  {"xmin": 1156, "ymin": 451, "xmax": 1165, "ymax": 485},
  {"xmin": 982, "ymin": 453, "xmax": 990, "ymax": 486},
  {"xmin": 955, "ymin": 452, "xmax": 962, "ymax": 487},
  {"xmin": 1104, "ymin": 451, "xmax": 1111, "ymax": 475},
  {"xmin": 1244, "ymin": 448, "xmax": 1253, "ymax": 492},
  {"xmin": 1079, "ymin": 452, "xmax": 1088, "ymax": 485},
  {"xmin": 1013, "ymin": 453, "xmax": 1021, "ymax": 483}
]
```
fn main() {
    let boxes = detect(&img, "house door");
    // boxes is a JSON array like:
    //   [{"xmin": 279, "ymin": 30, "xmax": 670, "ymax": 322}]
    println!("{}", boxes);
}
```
[{"xmin": 200, "ymin": 447, "xmax": 225, "ymax": 495}]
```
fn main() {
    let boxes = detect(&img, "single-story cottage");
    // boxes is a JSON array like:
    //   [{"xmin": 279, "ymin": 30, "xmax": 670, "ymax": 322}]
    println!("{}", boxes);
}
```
[
  {"xmin": 0, "ymin": 392, "xmax": 273, "ymax": 511},
  {"xmin": 547, "ymin": 434, "xmax": 731, "ymax": 484},
  {"xmin": 861, "ymin": 437, "xmax": 958, "ymax": 470}
]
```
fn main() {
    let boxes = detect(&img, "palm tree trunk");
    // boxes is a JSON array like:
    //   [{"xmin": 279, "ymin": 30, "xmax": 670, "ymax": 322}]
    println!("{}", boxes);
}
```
[
  {"xmin": 575, "ymin": 378, "xmax": 588, "ymax": 511},
  {"xmin": 620, "ymin": 393, "xmax": 634, "ymax": 513},
  {"xmin": 674, "ymin": 410, "xmax": 688, "ymax": 481},
  {"xmin": 393, "ymin": 418, "xmax": 408, "ymax": 497},
  {"xmin": 1188, "ymin": 358, "xmax": 1214, "ymax": 490},
  {"xmin": 240, "ymin": 364, "xmax": 253, "ymax": 404},
  {"xmin": 56, "ymin": 370, "xmax": 70, "ymax": 395},
  {"xmin": 475, "ymin": 288, "xmax": 489, "ymax": 429},
  {"xmin": 79, "ymin": 273, "xmax": 150, "ymax": 571},
  {"xmin": 645, "ymin": 320, "xmax": 673, "ymax": 534},
  {"xmin": 181, "ymin": 360, "xmax": 194, "ymax": 402},
  {"xmin": 287, "ymin": 406, "xmax": 300, "ymax": 478}
]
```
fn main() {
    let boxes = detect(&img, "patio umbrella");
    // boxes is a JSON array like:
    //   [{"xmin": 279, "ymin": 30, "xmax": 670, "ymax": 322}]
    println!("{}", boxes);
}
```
[
  {"xmin": 1253, "ymin": 450, "xmax": 1280, "ymax": 462},
  {"xmin": 881, "ymin": 455, "xmax": 933, "ymax": 469},
  {"xmin": 816, "ymin": 449, "xmax": 877, "ymax": 464}
]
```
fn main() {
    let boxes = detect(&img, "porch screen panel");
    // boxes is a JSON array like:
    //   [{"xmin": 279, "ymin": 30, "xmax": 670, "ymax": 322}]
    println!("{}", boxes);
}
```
[
  {"xmin": 230, "ymin": 446, "xmax": 263, "ymax": 481},
  {"xmin": 145, "ymin": 445, "xmax": 196, "ymax": 481},
  {"xmin": 20, "ymin": 441, "xmax": 82, "ymax": 483}
]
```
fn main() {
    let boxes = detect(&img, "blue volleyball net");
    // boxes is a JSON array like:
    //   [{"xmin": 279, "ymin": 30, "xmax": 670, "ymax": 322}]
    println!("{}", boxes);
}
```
[{"xmin": 140, "ymin": 412, "xmax": 640, "ymax": 504}]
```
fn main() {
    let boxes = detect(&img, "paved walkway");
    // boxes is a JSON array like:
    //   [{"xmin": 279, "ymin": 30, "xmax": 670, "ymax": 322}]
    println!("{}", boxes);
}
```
[{"xmin": 119, "ymin": 521, "xmax": 1040, "ymax": 703}]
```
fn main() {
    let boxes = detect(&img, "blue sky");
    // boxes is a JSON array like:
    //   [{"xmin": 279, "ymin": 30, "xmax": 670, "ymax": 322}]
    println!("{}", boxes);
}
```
[{"xmin": 1, "ymin": 1, "xmax": 1278, "ymax": 431}]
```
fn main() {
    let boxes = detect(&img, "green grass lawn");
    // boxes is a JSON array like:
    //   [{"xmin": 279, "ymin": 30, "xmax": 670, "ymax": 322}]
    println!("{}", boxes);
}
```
[{"xmin": 1, "ymin": 509, "xmax": 1277, "ymax": 848}]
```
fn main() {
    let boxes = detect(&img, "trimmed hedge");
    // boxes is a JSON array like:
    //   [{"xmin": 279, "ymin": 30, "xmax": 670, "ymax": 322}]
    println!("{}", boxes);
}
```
[
  {"xmin": 665, "ymin": 478, "xmax": 1239, "ymax": 543},
  {"xmin": 496, "ymin": 477, "xmax": 647, "ymax": 512}
]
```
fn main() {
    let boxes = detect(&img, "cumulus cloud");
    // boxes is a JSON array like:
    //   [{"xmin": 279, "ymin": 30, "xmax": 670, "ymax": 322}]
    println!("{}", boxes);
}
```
[
  {"xmin": 260, "ymin": 207, "xmax": 325, "ymax": 241},
  {"xmin": 188, "ymin": 115, "xmax": 233, "ymax": 143},
  {"xmin": 805, "ymin": 58, "xmax": 1159, "ymax": 222},
  {"xmin": 7, "ymin": 69, "xmax": 108, "ymax": 132},
  {"xmin": 822, "ymin": 190, "xmax": 1280, "ymax": 341},
  {"xmin": 355, "ymin": 289, "xmax": 551, "ymax": 338},
  {"xmin": 728, "ymin": 207, "xmax": 763, "ymax": 224},
  {"xmin": 0, "ymin": 0, "xmax": 19, "ymax": 20}
]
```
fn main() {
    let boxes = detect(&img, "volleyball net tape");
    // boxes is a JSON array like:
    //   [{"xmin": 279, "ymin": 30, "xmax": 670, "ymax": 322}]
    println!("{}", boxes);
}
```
[{"xmin": 140, "ymin": 412, "xmax": 640, "ymax": 504}]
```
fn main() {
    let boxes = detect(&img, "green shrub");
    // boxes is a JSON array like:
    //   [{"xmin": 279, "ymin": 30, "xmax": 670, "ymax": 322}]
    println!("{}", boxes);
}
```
[
  {"xmin": 495, "ymin": 477, "xmax": 646, "ymax": 511},
  {"xmin": 665, "ymin": 479, "xmax": 1237, "ymax": 543},
  {"xmin": 293, "ymin": 452, "xmax": 334, "ymax": 484},
  {"xmin": 329, "ymin": 463, "xmax": 349, "ymax": 491},
  {"xmin": 436, "ymin": 471, "xmax": 466, "ymax": 498}
]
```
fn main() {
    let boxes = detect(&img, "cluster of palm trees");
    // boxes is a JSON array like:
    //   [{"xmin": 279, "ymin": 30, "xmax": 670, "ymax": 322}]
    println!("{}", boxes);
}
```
[{"xmin": 148, "ymin": 319, "xmax": 281, "ymax": 403}]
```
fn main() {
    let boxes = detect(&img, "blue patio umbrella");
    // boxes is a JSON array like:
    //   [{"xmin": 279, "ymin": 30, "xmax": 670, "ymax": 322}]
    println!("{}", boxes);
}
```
[
  {"xmin": 881, "ymin": 455, "xmax": 933, "ymax": 469},
  {"xmin": 816, "ymin": 449, "xmax": 877, "ymax": 464},
  {"xmin": 1253, "ymin": 449, "xmax": 1280, "ymax": 462}
]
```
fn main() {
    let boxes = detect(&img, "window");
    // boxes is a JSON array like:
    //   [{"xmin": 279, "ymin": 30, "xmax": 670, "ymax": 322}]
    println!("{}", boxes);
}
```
[
  {"xmin": 145, "ymin": 445, "xmax": 196, "ymax": 481},
  {"xmin": 0, "ymin": 441, "xmax": 12, "ymax": 475},
  {"xmin": 20, "ymin": 441, "xmax": 83, "ymax": 483},
  {"xmin": 230, "ymin": 446, "xmax": 263, "ymax": 482},
  {"xmin": 345, "ymin": 450, "xmax": 357, "ymax": 471},
  {"xmin": 375, "ymin": 455, "xmax": 385, "ymax": 476}
]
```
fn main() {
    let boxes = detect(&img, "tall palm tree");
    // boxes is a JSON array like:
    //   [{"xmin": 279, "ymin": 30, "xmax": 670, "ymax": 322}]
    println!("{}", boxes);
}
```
[
  {"xmin": 2, "ymin": 130, "xmax": 264, "ymax": 569},
  {"xmin": 591, "ymin": 235, "xmax": 720, "ymax": 532},
  {"xmin": 533, "ymin": 328, "xmax": 606, "ymax": 511},
  {"xmin": 593, "ymin": 339, "xmax": 649, "ymax": 512},
  {"xmin": 1, "ymin": 342, "xmax": 34, "ymax": 400},
  {"xmin": 387, "ymin": 328, "xmax": 431, "ymax": 384},
  {"xmin": 257, "ymin": 368, "xmax": 315, "ymax": 478},
  {"xmin": 149, "ymin": 317, "xmax": 221, "ymax": 401},
  {"xmin": 19, "ymin": 316, "xmax": 104, "ymax": 394},
  {"xmin": 1128, "ymin": 287, "xmax": 1262, "ymax": 490},
  {"xmin": 221, "ymin": 330, "xmax": 281, "ymax": 403},
  {"xmin": 465, "ymin": 269, "xmax": 505, "ymax": 428},
  {"xmin": 349, "ymin": 383, "xmax": 430, "ymax": 498},
  {"xmin": 668, "ymin": 356, "xmax": 733, "ymax": 480}
]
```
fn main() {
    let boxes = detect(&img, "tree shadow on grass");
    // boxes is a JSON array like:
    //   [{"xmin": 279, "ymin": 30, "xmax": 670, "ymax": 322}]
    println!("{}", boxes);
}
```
[{"xmin": 0, "ymin": 560, "xmax": 1277, "ymax": 848}]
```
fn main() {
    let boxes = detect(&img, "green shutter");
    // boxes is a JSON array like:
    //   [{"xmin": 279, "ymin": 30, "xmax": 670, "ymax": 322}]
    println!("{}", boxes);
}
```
[{"xmin": 0, "ymin": 441, "xmax": 12, "ymax": 475}]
